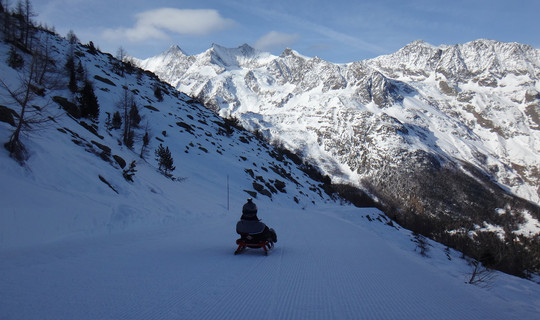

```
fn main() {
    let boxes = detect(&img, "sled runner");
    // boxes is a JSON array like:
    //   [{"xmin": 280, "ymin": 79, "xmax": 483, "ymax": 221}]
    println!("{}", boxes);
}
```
[{"xmin": 234, "ymin": 233, "xmax": 274, "ymax": 255}]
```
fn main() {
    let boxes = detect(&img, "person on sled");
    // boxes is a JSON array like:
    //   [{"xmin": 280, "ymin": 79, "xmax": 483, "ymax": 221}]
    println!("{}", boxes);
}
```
[{"xmin": 236, "ymin": 198, "xmax": 277, "ymax": 244}]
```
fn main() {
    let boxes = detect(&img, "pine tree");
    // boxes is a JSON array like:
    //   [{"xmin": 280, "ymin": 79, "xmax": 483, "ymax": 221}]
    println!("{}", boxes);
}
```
[
  {"xmin": 155, "ymin": 144, "xmax": 175, "ymax": 175},
  {"xmin": 65, "ymin": 55, "xmax": 77, "ymax": 93},
  {"xmin": 129, "ymin": 102, "xmax": 141, "ymax": 128},
  {"xmin": 118, "ymin": 88, "xmax": 135, "ymax": 147},
  {"xmin": 78, "ymin": 80, "xmax": 99, "ymax": 119},
  {"xmin": 112, "ymin": 111, "xmax": 122, "ymax": 129},
  {"xmin": 76, "ymin": 61, "xmax": 85, "ymax": 81},
  {"xmin": 2, "ymin": 0, "xmax": 16, "ymax": 41},
  {"xmin": 87, "ymin": 41, "xmax": 97, "ymax": 55},
  {"xmin": 125, "ymin": 129, "xmax": 134, "ymax": 148},
  {"xmin": 139, "ymin": 129, "xmax": 150, "ymax": 159},
  {"xmin": 115, "ymin": 46, "xmax": 127, "ymax": 76},
  {"xmin": 66, "ymin": 29, "xmax": 78, "ymax": 45},
  {"xmin": 154, "ymin": 86, "xmax": 163, "ymax": 102}
]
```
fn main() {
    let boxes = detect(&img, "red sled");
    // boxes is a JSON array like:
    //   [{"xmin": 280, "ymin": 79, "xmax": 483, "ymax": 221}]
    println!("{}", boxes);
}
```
[{"xmin": 234, "ymin": 233, "xmax": 274, "ymax": 255}]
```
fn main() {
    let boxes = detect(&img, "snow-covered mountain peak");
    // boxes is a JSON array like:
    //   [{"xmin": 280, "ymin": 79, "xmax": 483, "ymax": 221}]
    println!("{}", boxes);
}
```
[
  {"xmin": 206, "ymin": 43, "xmax": 273, "ymax": 69},
  {"xmin": 279, "ymin": 47, "xmax": 296, "ymax": 57},
  {"xmin": 161, "ymin": 44, "xmax": 187, "ymax": 58},
  {"xmin": 402, "ymin": 39, "xmax": 435, "ymax": 50},
  {"xmin": 279, "ymin": 47, "xmax": 310, "ymax": 60}
]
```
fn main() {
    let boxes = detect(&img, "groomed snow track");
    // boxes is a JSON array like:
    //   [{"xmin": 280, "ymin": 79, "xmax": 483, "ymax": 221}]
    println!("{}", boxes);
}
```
[{"xmin": 1, "ymin": 206, "xmax": 539, "ymax": 320}]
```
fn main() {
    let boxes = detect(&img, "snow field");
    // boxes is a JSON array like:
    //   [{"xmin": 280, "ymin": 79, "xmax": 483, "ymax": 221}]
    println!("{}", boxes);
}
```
[{"xmin": 2, "ymin": 205, "xmax": 539, "ymax": 320}]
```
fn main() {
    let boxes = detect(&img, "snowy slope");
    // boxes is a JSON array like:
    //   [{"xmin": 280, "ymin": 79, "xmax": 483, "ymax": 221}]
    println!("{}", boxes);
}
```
[
  {"xmin": 3, "ymin": 205, "xmax": 540, "ymax": 320},
  {"xmin": 0, "ymin": 30, "xmax": 333, "ymax": 248},
  {"xmin": 1, "ymin": 21, "xmax": 540, "ymax": 320}
]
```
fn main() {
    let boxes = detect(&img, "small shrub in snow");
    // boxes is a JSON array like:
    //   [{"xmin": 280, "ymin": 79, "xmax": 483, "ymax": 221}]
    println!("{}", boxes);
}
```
[
  {"xmin": 466, "ymin": 259, "xmax": 495, "ymax": 288},
  {"xmin": 412, "ymin": 232, "xmax": 431, "ymax": 257},
  {"xmin": 122, "ymin": 161, "xmax": 137, "ymax": 182}
]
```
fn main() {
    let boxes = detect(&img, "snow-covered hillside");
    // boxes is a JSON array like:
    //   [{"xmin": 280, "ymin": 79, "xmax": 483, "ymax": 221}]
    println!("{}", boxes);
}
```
[
  {"xmin": 0, "ymin": 31, "xmax": 335, "ymax": 249},
  {"xmin": 1, "ymin": 15, "xmax": 540, "ymax": 319}
]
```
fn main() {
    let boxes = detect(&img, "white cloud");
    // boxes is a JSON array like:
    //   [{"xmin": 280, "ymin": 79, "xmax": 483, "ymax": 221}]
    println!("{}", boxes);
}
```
[
  {"xmin": 254, "ymin": 31, "xmax": 299, "ymax": 51},
  {"xmin": 103, "ymin": 8, "xmax": 235, "ymax": 42},
  {"xmin": 237, "ymin": 4, "xmax": 388, "ymax": 56}
]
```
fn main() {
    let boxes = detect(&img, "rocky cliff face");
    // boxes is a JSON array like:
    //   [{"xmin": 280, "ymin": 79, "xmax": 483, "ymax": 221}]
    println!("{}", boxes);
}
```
[
  {"xmin": 136, "ymin": 40, "xmax": 540, "ymax": 246},
  {"xmin": 366, "ymin": 39, "xmax": 540, "ymax": 201}
]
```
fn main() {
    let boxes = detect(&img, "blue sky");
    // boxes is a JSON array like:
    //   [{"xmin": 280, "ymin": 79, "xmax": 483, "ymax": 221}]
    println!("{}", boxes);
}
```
[{"xmin": 34, "ymin": 0, "xmax": 540, "ymax": 63}]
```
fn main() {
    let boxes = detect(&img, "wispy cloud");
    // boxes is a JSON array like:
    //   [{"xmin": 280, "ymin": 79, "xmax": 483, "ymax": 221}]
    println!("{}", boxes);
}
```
[
  {"xmin": 102, "ymin": 8, "xmax": 235, "ymax": 42},
  {"xmin": 232, "ymin": 3, "xmax": 388, "ymax": 56},
  {"xmin": 254, "ymin": 31, "xmax": 299, "ymax": 51},
  {"xmin": 305, "ymin": 22, "xmax": 388, "ymax": 55}
]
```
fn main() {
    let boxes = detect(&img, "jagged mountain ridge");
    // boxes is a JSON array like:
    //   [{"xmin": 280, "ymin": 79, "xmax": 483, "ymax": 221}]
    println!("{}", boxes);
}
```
[
  {"xmin": 369, "ymin": 39, "xmax": 540, "ymax": 80},
  {"xmin": 136, "ymin": 39, "xmax": 540, "ymax": 242},
  {"xmin": 365, "ymin": 39, "xmax": 540, "ymax": 199}
]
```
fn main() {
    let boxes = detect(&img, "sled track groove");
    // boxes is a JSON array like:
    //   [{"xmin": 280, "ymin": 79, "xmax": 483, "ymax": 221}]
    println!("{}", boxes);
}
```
[
  {"xmin": 266, "ymin": 243, "xmax": 286, "ymax": 320},
  {"xmin": 195, "ymin": 253, "xmax": 271, "ymax": 320}
]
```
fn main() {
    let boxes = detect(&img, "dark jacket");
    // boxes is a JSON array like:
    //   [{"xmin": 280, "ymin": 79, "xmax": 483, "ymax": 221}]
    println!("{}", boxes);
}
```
[{"xmin": 236, "ymin": 220, "xmax": 267, "ymax": 235}]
